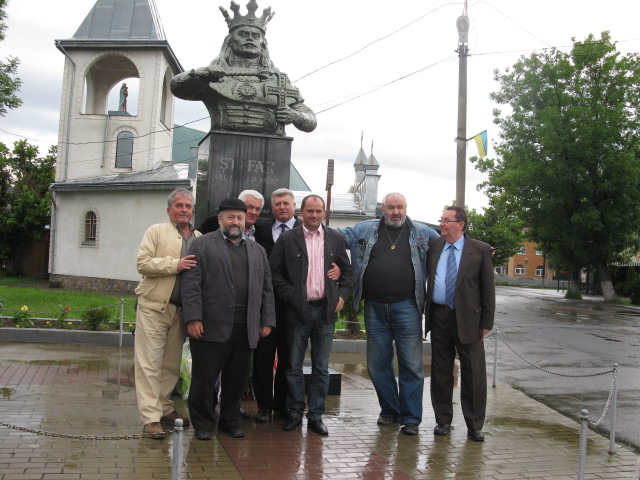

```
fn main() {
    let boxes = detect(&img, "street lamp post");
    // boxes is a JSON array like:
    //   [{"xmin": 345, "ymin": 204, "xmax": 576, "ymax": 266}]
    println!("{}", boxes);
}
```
[{"xmin": 455, "ymin": 13, "xmax": 469, "ymax": 208}]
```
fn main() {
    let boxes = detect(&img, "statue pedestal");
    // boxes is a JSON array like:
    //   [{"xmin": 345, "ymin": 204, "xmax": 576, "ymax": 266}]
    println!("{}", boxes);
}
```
[{"xmin": 198, "ymin": 130, "xmax": 292, "ymax": 220}]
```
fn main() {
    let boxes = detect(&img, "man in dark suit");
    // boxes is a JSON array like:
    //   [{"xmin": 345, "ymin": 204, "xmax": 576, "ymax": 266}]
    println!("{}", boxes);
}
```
[
  {"xmin": 270, "ymin": 195, "xmax": 352, "ymax": 435},
  {"xmin": 182, "ymin": 198, "xmax": 276, "ymax": 440},
  {"xmin": 252, "ymin": 188, "xmax": 301, "ymax": 421},
  {"xmin": 425, "ymin": 206, "xmax": 495, "ymax": 442}
]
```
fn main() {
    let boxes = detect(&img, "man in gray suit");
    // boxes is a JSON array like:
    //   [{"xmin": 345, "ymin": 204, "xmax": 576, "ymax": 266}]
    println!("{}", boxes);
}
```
[
  {"xmin": 425, "ymin": 206, "xmax": 495, "ymax": 442},
  {"xmin": 182, "ymin": 198, "xmax": 276, "ymax": 440}
]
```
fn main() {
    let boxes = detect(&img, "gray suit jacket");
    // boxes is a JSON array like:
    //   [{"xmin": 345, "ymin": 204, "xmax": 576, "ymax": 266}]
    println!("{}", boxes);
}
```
[
  {"xmin": 270, "ymin": 225, "xmax": 352, "ymax": 326},
  {"xmin": 181, "ymin": 230, "xmax": 276, "ymax": 347},
  {"xmin": 425, "ymin": 235, "xmax": 495, "ymax": 344}
]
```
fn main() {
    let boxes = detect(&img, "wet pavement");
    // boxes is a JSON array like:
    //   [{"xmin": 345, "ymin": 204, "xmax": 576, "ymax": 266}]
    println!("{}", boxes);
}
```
[
  {"xmin": 489, "ymin": 286, "xmax": 640, "ymax": 454},
  {"xmin": 1, "ymin": 340, "xmax": 639, "ymax": 479}
]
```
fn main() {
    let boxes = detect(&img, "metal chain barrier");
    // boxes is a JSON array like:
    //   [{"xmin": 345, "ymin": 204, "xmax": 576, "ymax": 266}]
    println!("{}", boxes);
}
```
[
  {"xmin": 496, "ymin": 330, "xmax": 615, "ymax": 378},
  {"xmin": 0, "ymin": 420, "xmax": 174, "ymax": 440}
]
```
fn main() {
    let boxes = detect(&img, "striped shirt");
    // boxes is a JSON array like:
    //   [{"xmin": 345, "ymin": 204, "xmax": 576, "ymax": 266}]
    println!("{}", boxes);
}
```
[{"xmin": 303, "ymin": 225, "xmax": 325, "ymax": 301}]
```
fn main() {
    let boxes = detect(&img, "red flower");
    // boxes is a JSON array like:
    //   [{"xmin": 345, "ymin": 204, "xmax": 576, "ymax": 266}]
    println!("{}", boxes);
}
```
[{"xmin": 65, "ymin": 306, "xmax": 70, "ymax": 310}]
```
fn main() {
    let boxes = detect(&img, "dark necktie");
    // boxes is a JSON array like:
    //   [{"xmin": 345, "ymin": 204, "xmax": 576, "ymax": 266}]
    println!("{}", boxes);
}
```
[{"xmin": 445, "ymin": 245, "xmax": 457, "ymax": 309}]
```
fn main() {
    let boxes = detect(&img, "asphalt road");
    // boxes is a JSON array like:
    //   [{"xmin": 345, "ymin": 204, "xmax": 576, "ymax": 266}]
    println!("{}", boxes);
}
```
[{"xmin": 487, "ymin": 285, "xmax": 640, "ymax": 454}]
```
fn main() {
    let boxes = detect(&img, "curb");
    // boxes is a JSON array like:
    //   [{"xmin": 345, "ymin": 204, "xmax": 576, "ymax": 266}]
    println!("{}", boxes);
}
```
[{"xmin": 0, "ymin": 327, "xmax": 134, "ymax": 346}]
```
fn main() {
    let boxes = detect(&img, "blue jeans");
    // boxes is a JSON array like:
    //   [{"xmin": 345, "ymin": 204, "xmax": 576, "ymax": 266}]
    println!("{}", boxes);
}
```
[
  {"xmin": 364, "ymin": 299, "xmax": 424, "ymax": 425},
  {"xmin": 286, "ymin": 304, "xmax": 334, "ymax": 421}
]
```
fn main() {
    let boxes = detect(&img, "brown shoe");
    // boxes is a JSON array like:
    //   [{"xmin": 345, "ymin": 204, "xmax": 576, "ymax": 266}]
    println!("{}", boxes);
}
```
[
  {"xmin": 161, "ymin": 411, "xmax": 190, "ymax": 428},
  {"xmin": 143, "ymin": 422, "xmax": 166, "ymax": 439}
]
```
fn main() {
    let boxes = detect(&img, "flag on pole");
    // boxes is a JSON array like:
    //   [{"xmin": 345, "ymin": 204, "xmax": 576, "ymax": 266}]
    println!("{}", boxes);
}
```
[{"xmin": 473, "ymin": 130, "xmax": 488, "ymax": 158}]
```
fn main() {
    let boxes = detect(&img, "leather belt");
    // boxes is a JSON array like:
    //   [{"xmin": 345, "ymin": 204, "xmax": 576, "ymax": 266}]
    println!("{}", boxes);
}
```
[
  {"xmin": 431, "ymin": 302, "xmax": 455, "ymax": 311},
  {"xmin": 307, "ymin": 298, "xmax": 325, "ymax": 307}
]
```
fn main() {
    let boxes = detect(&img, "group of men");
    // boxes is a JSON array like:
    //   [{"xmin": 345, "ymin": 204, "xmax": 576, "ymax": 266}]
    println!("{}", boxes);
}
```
[{"xmin": 133, "ymin": 187, "xmax": 495, "ymax": 442}]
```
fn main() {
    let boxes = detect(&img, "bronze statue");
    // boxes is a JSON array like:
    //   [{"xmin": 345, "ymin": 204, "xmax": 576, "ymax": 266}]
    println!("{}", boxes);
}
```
[{"xmin": 171, "ymin": 0, "xmax": 316, "ymax": 136}]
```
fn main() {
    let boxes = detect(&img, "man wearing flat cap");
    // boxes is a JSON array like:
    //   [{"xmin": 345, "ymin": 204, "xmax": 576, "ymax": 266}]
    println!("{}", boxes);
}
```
[{"xmin": 182, "ymin": 198, "xmax": 276, "ymax": 440}]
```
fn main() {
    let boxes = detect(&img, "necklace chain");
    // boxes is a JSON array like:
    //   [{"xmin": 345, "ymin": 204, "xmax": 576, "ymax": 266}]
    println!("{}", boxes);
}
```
[{"xmin": 384, "ymin": 222, "xmax": 405, "ymax": 250}]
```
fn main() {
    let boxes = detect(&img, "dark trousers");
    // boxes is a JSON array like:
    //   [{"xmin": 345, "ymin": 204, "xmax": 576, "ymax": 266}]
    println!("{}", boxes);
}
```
[
  {"xmin": 429, "ymin": 304, "xmax": 487, "ymax": 430},
  {"xmin": 188, "ymin": 324, "xmax": 251, "ymax": 432},
  {"xmin": 252, "ymin": 317, "xmax": 289, "ymax": 412}
]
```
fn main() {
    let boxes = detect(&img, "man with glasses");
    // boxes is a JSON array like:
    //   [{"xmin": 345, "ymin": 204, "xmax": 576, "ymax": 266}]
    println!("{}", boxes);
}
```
[
  {"xmin": 339, "ymin": 192, "xmax": 439, "ymax": 435},
  {"xmin": 425, "ymin": 206, "xmax": 495, "ymax": 442}
]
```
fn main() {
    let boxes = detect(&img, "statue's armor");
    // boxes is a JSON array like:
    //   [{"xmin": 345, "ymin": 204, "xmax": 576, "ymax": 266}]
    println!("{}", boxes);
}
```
[{"xmin": 207, "ymin": 75, "xmax": 302, "ymax": 135}]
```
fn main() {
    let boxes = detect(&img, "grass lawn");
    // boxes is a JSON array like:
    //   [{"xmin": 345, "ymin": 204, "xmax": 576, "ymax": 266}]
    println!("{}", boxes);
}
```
[{"xmin": 0, "ymin": 276, "xmax": 137, "ymax": 324}]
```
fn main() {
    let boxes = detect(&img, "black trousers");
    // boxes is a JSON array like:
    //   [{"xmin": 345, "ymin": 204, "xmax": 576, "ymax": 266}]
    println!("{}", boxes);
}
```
[
  {"xmin": 252, "ymin": 310, "xmax": 289, "ymax": 413},
  {"xmin": 429, "ymin": 304, "xmax": 487, "ymax": 430},
  {"xmin": 188, "ymin": 323, "xmax": 251, "ymax": 431}
]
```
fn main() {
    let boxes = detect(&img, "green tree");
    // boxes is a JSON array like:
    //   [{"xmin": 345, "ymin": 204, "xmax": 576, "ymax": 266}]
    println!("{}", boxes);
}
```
[
  {"xmin": 475, "ymin": 32, "xmax": 640, "ymax": 301},
  {"xmin": 0, "ymin": 140, "xmax": 55, "ymax": 263},
  {"xmin": 0, "ymin": 0, "xmax": 22, "ymax": 116},
  {"xmin": 465, "ymin": 193, "xmax": 524, "ymax": 268}
]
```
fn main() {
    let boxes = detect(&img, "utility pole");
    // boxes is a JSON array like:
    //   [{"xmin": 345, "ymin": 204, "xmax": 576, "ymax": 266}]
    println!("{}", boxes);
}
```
[{"xmin": 455, "ymin": 4, "xmax": 470, "ymax": 208}]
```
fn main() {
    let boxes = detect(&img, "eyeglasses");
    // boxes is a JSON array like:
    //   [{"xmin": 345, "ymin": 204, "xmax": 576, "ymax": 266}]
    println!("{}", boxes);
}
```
[{"xmin": 438, "ymin": 218, "xmax": 462, "ymax": 224}]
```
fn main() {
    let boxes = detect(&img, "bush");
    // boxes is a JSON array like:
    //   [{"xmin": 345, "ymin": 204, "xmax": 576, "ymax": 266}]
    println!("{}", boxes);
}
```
[
  {"xmin": 625, "ymin": 268, "xmax": 638, "ymax": 298},
  {"xmin": 13, "ymin": 305, "xmax": 33, "ymax": 328},
  {"xmin": 81, "ymin": 305, "xmax": 112, "ymax": 331}
]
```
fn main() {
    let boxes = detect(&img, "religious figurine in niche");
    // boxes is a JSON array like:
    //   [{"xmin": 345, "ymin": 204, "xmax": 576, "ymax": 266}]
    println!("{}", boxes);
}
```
[
  {"xmin": 119, "ymin": 83, "xmax": 128, "ymax": 112},
  {"xmin": 170, "ymin": 0, "xmax": 316, "ymax": 136}
]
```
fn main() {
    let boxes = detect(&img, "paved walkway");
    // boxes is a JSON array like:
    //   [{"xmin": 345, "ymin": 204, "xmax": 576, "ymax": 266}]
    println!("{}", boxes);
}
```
[{"xmin": 0, "ymin": 342, "xmax": 638, "ymax": 479}]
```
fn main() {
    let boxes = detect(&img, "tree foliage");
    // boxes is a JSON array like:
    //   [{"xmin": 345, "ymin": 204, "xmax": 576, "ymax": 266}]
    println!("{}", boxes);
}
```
[
  {"xmin": 0, "ymin": 140, "xmax": 55, "ymax": 258},
  {"xmin": 465, "ymin": 193, "xmax": 524, "ymax": 268},
  {"xmin": 0, "ymin": 0, "xmax": 22, "ymax": 116},
  {"xmin": 474, "ymin": 32, "xmax": 640, "ymax": 301}
]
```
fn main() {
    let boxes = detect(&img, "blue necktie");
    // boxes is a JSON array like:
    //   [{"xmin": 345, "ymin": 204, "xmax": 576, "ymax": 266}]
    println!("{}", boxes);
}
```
[{"xmin": 445, "ymin": 245, "xmax": 457, "ymax": 309}]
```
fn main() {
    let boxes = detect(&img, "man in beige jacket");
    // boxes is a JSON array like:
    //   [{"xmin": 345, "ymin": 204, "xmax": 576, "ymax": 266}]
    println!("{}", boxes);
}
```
[{"xmin": 134, "ymin": 188, "xmax": 201, "ymax": 438}]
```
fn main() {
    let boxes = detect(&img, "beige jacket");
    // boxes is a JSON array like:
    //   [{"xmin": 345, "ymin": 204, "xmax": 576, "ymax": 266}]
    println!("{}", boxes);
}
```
[{"xmin": 135, "ymin": 221, "xmax": 201, "ymax": 313}]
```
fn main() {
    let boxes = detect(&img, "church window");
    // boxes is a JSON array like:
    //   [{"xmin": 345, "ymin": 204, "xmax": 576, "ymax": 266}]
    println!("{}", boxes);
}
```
[
  {"xmin": 515, "ymin": 264, "xmax": 525, "ymax": 275},
  {"xmin": 115, "ymin": 131, "xmax": 134, "ymax": 168},
  {"xmin": 83, "ymin": 211, "xmax": 98, "ymax": 245}
]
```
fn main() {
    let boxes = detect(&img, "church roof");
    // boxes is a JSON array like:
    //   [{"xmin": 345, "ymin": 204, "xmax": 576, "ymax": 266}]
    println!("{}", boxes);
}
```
[
  {"xmin": 56, "ymin": 0, "xmax": 183, "ymax": 73},
  {"xmin": 50, "ymin": 162, "xmax": 191, "ymax": 192},
  {"xmin": 73, "ymin": 0, "xmax": 165, "ymax": 41},
  {"xmin": 354, "ymin": 147, "xmax": 368, "ymax": 165}
]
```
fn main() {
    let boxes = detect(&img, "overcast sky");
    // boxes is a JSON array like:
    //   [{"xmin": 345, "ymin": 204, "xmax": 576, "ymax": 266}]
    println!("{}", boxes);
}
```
[{"xmin": 1, "ymin": 0, "xmax": 639, "ymax": 222}]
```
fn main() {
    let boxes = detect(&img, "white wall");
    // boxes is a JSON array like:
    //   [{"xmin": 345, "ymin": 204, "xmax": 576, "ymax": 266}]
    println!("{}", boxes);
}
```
[{"xmin": 51, "ymin": 189, "xmax": 174, "ymax": 281}]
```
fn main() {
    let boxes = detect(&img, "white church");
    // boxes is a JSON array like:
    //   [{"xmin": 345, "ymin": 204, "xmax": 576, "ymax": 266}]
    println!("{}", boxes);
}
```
[{"xmin": 48, "ymin": 0, "xmax": 381, "ymax": 293}]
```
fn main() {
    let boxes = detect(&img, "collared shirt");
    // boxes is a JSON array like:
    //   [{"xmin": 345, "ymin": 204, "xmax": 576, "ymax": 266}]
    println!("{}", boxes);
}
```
[
  {"xmin": 272, "ymin": 217, "xmax": 297, "ymax": 242},
  {"xmin": 169, "ymin": 222, "xmax": 196, "ymax": 306},
  {"xmin": 303, "ymin": 225, "xmax": 325, "ymax": 301},
  {"xmin": 221, "ymin": 230, "xmax": 246, "ymax": 246},
  {"xmin": 432, "ymin": 235, "xmax": 465, "ymax": 305},
  {"xmin": 244, "ymin": 224, "xmax": 256, "ymax": 241}
]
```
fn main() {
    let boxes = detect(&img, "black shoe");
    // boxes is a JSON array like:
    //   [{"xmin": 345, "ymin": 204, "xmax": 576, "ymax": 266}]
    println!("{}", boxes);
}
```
[
  {"xmin": 377, "ymin": 414, "xmax": 399, "ymax": 425},
  {"xmin": 240, "ymin": 408, "xmax": 251, "ymax": 419},
  {"xmin": 401, "ymin": 423, "xmax": 419, "ymax": 435},
  {"xmin": 434, "ymin": 423, "xmax": 451, "ymax": 436},
  {"xmin": 282, "ymin": 417, "xmax": 302, "ymax": 431},
  {"xmin": 255, "ymin": 409, "xmax": 271, "ymax": 423},
  {"xmin": 467, "ymin": 429, "xmax": 485, "ymax": 442},
  {"xmin": 220, "ymin": 425, "xmax": 245, "ymax": 438},
  {"xmin": 307, "ymin": 419, "xmax": 328, "ymax": 436},
  {"xmin": 194, "ymin": 429, "xmax": 211, "ymax": 440}
]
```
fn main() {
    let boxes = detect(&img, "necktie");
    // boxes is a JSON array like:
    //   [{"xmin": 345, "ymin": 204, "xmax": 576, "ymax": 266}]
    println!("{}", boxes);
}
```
[{"xmin": 445, "ymin": 245, "xmax": 457, "ymax": 309}]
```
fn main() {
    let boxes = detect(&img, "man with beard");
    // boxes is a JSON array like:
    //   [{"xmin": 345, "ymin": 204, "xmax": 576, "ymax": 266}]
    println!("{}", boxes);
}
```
[
  {"xmin": 182, "ymin": 198, "xmax": 275, "ymax": 440},
  {"xmin": 339, "ymin": 193, "xmax": 439, "ymax": 436}
]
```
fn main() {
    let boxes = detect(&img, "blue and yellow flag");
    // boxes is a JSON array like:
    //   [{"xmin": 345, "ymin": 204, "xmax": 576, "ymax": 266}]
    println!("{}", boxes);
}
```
[{"xmin": 473, "ymin": 130, "xmax": 488, "ymax": 158}]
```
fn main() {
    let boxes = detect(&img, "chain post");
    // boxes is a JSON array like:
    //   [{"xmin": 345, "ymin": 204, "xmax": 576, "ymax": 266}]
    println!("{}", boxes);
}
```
[
  {"xmin": 172, "ymin": 419, "xmax": 184, "ymax": 480},
  {"xmin": 492, "ymin": 326, "xmax": 499, "ymax": 388},
  {"xmin": 119, "ymin": 298, "xmax": 125, "ymax": 348},
  {"xmin": 578, "ymin": 409, "xmax": 588, "ymax": 480},
  {"xmin": 608, "ymin": 363, "xmax": 618, "ymax": 454}
]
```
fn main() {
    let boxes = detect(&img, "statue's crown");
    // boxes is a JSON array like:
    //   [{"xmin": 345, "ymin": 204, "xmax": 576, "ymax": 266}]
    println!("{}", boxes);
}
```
[{"xmin": 219, "ymin": 1, "xmax": 274, "ymax": 33}]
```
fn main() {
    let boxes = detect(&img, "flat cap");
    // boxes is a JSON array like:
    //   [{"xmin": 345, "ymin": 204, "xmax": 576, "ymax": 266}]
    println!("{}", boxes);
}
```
[{"xmin": 218, "ymin": 197, "xmax": 247, "ymax": 213}]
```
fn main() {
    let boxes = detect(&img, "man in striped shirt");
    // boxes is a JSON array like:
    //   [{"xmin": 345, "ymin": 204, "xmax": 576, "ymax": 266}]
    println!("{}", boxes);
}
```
[{"xmin": 269, "ymin": 195, "xmax": 352, "ymax": 435}]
